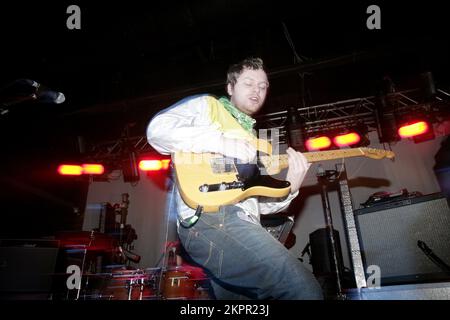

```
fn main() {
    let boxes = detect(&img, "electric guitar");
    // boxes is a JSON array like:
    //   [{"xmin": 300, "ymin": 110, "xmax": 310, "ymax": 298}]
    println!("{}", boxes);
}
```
[{"xmin": 173, "ymin": 144, "xmax": 395, "ymax": 212}]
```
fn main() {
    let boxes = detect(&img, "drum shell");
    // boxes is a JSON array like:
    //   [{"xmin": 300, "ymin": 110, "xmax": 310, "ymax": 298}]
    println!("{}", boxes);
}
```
[
  {"xmin": 102, "ymin": 268, "xmax": 160, "ymax": 300},
  {"xmin": 161, "ymin": 267, "xmax": 197, "ymax": 299}
]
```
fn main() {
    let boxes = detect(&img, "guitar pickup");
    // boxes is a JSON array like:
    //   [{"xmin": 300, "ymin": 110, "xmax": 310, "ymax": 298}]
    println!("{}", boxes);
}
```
[{"xmin": 199, "ymin": 181, "xmax": 245, "ymax": 193}]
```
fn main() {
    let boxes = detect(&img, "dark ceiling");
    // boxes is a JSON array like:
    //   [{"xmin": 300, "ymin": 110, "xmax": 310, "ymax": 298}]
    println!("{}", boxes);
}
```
[{"xmin": 1, "ymin": 0, "xmax": 450, "ymax": 151}]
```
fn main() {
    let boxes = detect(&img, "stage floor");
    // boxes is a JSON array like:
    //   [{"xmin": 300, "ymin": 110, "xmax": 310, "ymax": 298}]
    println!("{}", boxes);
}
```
[{"xmin": 344, "ymin": 281, "xmax": 450, "ymax": 300}]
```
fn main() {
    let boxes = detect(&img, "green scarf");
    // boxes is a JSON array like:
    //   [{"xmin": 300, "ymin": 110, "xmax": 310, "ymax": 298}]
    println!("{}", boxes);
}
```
[{"xmin": 219, "ymin": 96, "xmax": 256, "ymax": 133}]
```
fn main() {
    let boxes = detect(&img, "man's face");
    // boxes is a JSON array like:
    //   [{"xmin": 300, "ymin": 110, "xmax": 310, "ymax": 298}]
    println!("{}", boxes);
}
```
[{"xmin": 227, "ymin": 68, "xmax": 269, "ymax": 116}]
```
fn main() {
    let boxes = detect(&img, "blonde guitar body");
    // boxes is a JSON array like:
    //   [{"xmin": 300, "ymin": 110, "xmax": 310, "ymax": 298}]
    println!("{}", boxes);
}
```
[
  {"xmin": 173, "ymin": 152, "xmax": 290, "ymax": 212},
  {"xmin": 173, "ymin": 140, "xmax": 395, "ymax": 213}
]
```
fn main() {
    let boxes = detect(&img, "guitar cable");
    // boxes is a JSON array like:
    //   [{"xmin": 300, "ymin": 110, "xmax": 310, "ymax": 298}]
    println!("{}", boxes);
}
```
[{"xmin": 179, "ymin": 205, "xmax": 203, "ymax": 228}]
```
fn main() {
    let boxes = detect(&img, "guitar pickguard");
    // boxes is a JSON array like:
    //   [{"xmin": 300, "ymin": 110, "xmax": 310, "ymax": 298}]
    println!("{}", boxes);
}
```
[{"xmin": 210, "ymin": 157, "xmax": 237, "ymax": 174}]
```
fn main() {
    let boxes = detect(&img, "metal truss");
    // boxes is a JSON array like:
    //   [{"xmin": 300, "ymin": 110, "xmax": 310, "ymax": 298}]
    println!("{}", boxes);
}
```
[
  {"xmin": 256, "ymin": 87, "xmax": 450, "ymax": 144},
  {"xmin": 87, "ymin": 87, "xmax": 450, "ymax": 162},
  {"xmin": 256, "ymin": 96, "xmax": 377, "ymax": 144},
  {"xmin": 88, "ymin": 135, "xmax": 153, "ymax": 164}
]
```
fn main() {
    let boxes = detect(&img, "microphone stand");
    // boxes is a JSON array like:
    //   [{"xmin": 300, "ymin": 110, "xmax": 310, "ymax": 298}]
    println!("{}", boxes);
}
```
[
  {"xmin": 316, "ymin": 165, "xmax": 346, "ymax": 300},
  {"xmin": 76, "ymin": 230, "xmax": 95, "ymax": 300},
  {"xmin": 0, "ymin": 95, "xmax": 37, "ymax": 116},
  {"xmin": 119, "ymin": 193, "xmax": 130, "ymax": 247}
]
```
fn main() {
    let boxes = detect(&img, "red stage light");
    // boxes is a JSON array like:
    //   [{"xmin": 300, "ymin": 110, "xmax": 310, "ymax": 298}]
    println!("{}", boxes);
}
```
[
  {"xmin": 139, "ymin": 159, "xmax": 171, "ymax": 171},
  {"xmin": 306, "ymin": 136, "xmax": 331, "ymax": 151},
  {"xmin": 58, "ymin": 165, "xmax": 83, "ymax": 175},
  {"xmin": 82, "ymin": 164, "xmax": 105, "ymax": 175},
  {"xmin": 398, "ymin": 121, "xmax": 429, "ymax": 138},
  {"xmin": 161, "ymin": 159, "xmax": 171, "ymax": 170},
  {"xmin": 333, "ymin": 132, "xmax": 361, "ymax": 147}
]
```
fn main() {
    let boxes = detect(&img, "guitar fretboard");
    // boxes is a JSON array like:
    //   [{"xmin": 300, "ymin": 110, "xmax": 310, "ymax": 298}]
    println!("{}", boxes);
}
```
[
  {"xmin": 260, "ymin": 148, "xmax": 366, "ymax": 171},
  {"xmin": 300, "ymin": 148, "xmax": 363, "ymax": 162}
]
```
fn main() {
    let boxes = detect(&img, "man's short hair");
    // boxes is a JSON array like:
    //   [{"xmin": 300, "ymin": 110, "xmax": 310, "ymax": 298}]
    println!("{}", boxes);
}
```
[{"xmin": 226, "ymin": 57, "xmax": 266, "ymax": 87}]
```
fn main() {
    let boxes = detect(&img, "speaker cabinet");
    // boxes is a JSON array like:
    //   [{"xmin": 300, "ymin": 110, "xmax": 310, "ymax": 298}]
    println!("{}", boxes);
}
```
[
  {"xmin": 309, "ymin": 228, "xmax": 344, "ymax": 277},
  {"xmin": 354, "ymin": 193, "xmax": 450, "ymax": 285},
  {"xmin": 0, "ymin": 239, "xmax": 60, "ymax": 298}
]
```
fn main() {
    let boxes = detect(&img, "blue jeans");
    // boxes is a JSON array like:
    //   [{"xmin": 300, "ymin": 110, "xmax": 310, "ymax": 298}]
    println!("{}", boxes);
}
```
[{"xmin": 177, "ymin": 205, "xmax": 324, "ymax": 300}]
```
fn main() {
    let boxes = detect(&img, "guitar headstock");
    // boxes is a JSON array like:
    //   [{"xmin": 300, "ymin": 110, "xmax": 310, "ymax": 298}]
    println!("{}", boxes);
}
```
[{"xmin": 360, "ymin": 147, "xmax": 395, "ymax": 160}]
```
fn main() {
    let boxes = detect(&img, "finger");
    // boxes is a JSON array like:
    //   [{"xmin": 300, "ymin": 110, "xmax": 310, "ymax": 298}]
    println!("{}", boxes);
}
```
[
  {"xmin": 297, "ymin": 152, "xmax": 311, "ymax": 173},
  {"xmin": 286, "ymin": 147, "xmax": 295, "ymax": 161},
  {"xmin": 296, "ymin": 151, "xmax": 309, "ymax": 167},
  {"xmin": 300, "ymin": 155, "xmax": 312, "ymax": 172},
  {"xmin": 297, "ymin": 152, "xmax": 311, "ymax": 177},
  {"xmin": 287, "ymin": 148, "xmax": 299, "ymax": 172},
  {"xmin": 238, "ymin": 141, "xmax": 255, "ymax": 163},
  {"xmin": 245, "ymin": 141, "xmax": 257, "ymax": 162}
]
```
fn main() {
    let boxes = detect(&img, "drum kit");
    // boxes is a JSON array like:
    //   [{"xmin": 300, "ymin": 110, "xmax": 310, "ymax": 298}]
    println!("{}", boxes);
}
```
[
  {"xmin": 68, "ymin": 265, "xmax": 209, "ymax": 300},
  {"xmin": 54, "ymin": 230, "xmax": 210, "ymax": 300},
  {"xmin": 100, "ymin": 265, "xmax": 207, "ymax": 300}
]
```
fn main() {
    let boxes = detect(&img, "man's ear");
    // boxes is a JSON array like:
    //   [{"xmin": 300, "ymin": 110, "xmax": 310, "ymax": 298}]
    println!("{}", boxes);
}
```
[{"xmin": 226, "ymin": 83, "xmax": 233, "ymax": 96}]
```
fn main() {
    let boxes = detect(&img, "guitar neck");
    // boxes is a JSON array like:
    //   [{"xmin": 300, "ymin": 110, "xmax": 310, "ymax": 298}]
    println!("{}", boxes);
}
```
[
  {"xmin": 269, "ymin": 148, "xmax": 366, "ymax": 170},
  {"xmin": 306, "ymin": 148, "xmax": 365, "ymax": 162}
]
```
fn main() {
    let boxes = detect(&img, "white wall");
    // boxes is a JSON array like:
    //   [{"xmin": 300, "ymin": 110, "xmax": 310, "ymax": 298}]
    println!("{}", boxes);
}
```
[
  {"xmin": 84, "ymin": 133, "xmax": 446, "ymax": 274},
  {"xmin": 84, "ymin": 171, "xmax": 169, "ymax": 269}
]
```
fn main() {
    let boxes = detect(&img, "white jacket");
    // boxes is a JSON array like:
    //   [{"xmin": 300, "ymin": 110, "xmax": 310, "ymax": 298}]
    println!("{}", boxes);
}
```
[{"xmin": 146, "ymin": 94, "xmax": 297, "ymax": 224}]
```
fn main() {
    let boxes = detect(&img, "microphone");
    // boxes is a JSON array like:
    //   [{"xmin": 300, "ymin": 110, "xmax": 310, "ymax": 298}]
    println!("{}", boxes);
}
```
[
  {"xmin": 36, "ymin": 89, "xmax": 65, "ymax": 104},
  {"xmin": 29, "ymin": 79, "xmax": 65, "ymax": 104},
  {"xmin": 1, "ymin": 78, "xmax": 65, "ymax": 105}
]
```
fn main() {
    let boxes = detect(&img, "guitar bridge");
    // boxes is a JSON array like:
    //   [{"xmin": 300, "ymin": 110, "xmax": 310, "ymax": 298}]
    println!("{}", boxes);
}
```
[{"xmin": 199, "ymin": 181, "xmax": 245, "ymax": 193}]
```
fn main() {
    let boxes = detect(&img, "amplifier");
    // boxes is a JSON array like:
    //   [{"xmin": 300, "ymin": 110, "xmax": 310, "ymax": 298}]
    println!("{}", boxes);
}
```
[
  {"xmin": 261, "ymin": 214, "xmax": 294, "ymax": 245},
  {"xmin": 354, "ymin": 193, "xmax": 450, "ymax": 285},
  {"xmin": 0, "ymin": 239, "xmax": 60, "ymax": 294}
]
